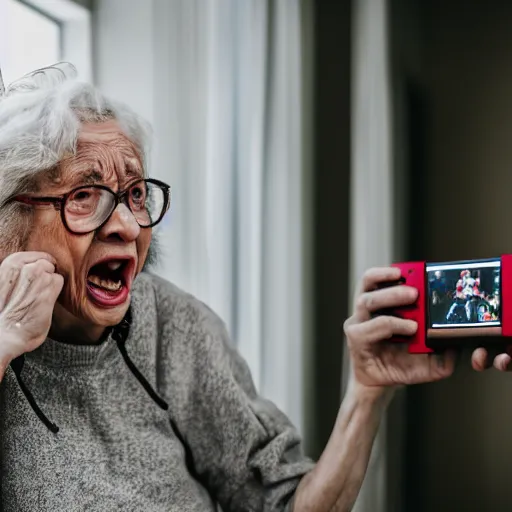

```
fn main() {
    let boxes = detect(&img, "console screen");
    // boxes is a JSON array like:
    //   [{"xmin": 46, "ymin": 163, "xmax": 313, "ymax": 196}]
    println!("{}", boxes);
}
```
[{"xmin": 426, "ymin": 259, "xmax": 501, "ymax": 328}]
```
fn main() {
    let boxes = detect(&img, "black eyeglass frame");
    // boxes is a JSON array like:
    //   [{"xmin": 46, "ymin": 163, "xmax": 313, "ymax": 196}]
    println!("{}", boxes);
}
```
[{"xmin": 12, "ymin": 178, "xmax": 171, "ymax": 235}]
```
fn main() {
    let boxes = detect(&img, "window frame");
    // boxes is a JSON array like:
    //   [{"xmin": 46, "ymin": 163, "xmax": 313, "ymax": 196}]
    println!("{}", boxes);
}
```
[
  {"xmin": 7, "ymin": 0, "xmax": 93, "ymax": 83},
  {"xmin": 16, "ymin": 0, "xmax": 63, "ymax": 28}
]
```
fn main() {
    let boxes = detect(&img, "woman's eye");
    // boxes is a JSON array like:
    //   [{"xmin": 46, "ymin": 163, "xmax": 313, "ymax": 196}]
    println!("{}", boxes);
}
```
[
  {"xmin": 66, "ymin": 188, "xmax": 98, "ymax": 213},
  {"xmin": 131, "ymin": 187, "xmax": 145, "ymax": 202},
  {"xmin": 73, "ymin": 191, "xmax": 91, "ymax": 201}
]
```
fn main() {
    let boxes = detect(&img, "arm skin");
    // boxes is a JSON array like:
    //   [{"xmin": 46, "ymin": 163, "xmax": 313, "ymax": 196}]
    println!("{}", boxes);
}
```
[
  {"xmin": 0, "ymin": 358, "xmax": 8, "ymax": 381},
  {"xmin": 292, "ymin": 382, "xmax": 394, "ymax": 512}
]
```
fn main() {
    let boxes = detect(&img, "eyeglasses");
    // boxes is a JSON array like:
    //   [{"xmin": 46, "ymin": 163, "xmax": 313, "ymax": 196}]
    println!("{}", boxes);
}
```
[{"xmin": 12, "ymin": 178, "xmax": 170, "ymax": 235}]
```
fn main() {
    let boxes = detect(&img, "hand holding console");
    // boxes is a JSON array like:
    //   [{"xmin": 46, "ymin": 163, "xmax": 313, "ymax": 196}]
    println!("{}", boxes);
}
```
[
  {"xmin": 344, "ymin": 266, "xmax": 457, "ymax": 396},
  {"xmin": 344, "ymin": 260, "xmax": 511, "ymax": 402}
]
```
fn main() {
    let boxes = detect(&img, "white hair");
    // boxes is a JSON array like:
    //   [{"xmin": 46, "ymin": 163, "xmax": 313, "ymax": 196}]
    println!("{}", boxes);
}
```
[{"xmin": 0, "ymin": 62, "xmax": 152, "ymax": 252}]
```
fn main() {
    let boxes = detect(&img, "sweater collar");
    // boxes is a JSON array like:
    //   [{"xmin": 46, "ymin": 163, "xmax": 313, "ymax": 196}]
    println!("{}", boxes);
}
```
[{"xmin": 26, "ymin": 310, "xmax": 131, "ymax": 369}]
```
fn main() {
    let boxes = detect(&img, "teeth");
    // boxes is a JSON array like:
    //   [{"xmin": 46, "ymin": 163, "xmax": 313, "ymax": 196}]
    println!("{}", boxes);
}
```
[
  {"xmin": 107, "ymin": 261, "xmax": 122, "ymax": 271},
  {"xmin": 88, "ymin": 275, "xmax": 122, "ymax": 291},
  {"xmin": 101, "ymin": 279, "xmax": 122, "ymax": 291},
  {"xmin": 89, "ymin": 275, "xmax": 101, "ymax": 286}
]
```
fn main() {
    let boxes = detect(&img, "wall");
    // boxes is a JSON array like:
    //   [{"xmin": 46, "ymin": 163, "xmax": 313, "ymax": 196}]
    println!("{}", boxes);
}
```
[{"xmin": 398, "ymin": 1, "xmax": 512, "ymax": 510}]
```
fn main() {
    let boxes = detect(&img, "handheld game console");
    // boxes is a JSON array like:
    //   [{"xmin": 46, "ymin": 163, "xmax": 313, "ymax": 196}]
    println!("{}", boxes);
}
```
[{"xmin": 383, "ymin": 255, "xmax": 512, "ymax": 353}]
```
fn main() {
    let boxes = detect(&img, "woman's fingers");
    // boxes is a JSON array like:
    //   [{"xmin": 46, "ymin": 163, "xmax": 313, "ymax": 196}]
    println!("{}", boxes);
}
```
[
  {"xmin": 471, "ymin": 347, "xmax": 489, "ymax": 371},
  {"xmin": 0, "ymin": 253, "xmax": 57, "ymax": 312},
  {"xmin": 6, "ymin": 259, "xmax": 57, "ymax": 312},
  {"xmin": 345, "ymin": 314, "xmax": 418, "ymax": 345},
  {"xmin": 493, "ymin": 353, "xmax": 512, "ymax": 372},
  {"xmin": 46, "ymin": 273, "xmax": 64, "ymax": 302},
  {"xmin": 0, "ymin": 252, "xmax": 57, "ymax": 275},
  {"xmin": 355, "ymin": 285, "xmax": 418, "ymax": 319},
  {"xmin": 427, "ymin": 350, "xmax": 457, "ymax": 380},
  {"xmin": 350, "ymin": 266, "xmax": 417, "ymax": 322},
  {"xmin": 358, "ymin": 266, "xmax": 402, "ymax": 293},
  {"xmin": 471, "ymin": 347, "xmax": 512, "ymax": 372},
  {"xmin": 0, "ymin": 252, "xmax": 61, "ymax": 365}
]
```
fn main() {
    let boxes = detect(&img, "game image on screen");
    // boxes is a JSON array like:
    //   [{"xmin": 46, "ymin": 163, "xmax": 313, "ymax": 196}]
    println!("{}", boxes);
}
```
[{"xmin": 426, "ymin": 259, "xmax": 501, "ymax": 328}]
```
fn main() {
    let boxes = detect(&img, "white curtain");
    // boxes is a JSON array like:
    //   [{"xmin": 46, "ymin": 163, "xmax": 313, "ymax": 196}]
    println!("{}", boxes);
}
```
[
  {"xmin": 95, "ymin": 0, "xmax": 313, "ymax": 434},
  {"xmin": 347, "ymin": 0, "xmax": 397, "ymax": 510}
]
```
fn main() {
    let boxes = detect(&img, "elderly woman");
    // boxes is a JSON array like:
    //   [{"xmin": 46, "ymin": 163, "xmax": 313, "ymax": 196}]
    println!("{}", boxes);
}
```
[{"xmin": 0, "ymin": 63, "xmax": 505, "ymax": 511}]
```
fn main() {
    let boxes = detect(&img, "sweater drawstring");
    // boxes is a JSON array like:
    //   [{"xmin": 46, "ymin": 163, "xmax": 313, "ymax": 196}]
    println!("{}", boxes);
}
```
[
  {"xmin": 111, "ymin": 308, "xmax": 168, "ymax": 411},
  {"xmin": 10, "ymin": 355, "xmax": 59, "ymax": 434},
  {"xmin": 115, "ymin": 339, "xmax": 168, "ymax": 411},
  {"xmin": 10, "ymin": 307, "xmax": 168, "ymax": 433}
]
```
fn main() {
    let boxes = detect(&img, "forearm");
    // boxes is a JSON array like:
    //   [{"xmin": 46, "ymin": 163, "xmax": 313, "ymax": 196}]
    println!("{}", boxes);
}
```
[
  {"xmin": 0, "ymin": 353, "xmax": 10, "ymax": 382},
  {"xmin": 292, "ymin": 382, "xmax": 394, "ymax": 512}
]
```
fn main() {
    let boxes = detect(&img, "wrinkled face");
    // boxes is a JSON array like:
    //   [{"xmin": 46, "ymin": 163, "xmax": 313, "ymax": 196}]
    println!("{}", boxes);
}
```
[{"xmin": 25, "ymin": 120, "xmax": 151, "ymax": 341}]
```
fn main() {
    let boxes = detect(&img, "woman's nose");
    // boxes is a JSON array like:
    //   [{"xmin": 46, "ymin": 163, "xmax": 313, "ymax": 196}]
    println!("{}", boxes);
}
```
[{"xmin": 95, "ymin": 203, "xmax": 141, "ymax": 243}]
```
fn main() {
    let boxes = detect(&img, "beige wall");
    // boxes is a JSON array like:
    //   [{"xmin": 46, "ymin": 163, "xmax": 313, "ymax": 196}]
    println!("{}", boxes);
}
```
[{"xmin": 398, "ymin": 1, "xmax": 512, "ymax": 510}]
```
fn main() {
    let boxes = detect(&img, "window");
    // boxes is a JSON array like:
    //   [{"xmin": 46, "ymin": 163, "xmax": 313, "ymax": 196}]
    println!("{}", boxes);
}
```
[
  {"xmin": 2, "ymin": 0, "xmax": 61, "ymax": 85},
  {"xmin": 0, "ymin": 0, "xmax": 92, "ymax": 88}
]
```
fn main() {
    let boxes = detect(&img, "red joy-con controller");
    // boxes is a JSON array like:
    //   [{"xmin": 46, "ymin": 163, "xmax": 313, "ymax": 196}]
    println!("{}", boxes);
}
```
[
  {"xmin": 501, "ymin": 254, "xmax": 512, "ymax": 337},
  {"xmin": 390, "ymin": 261, "xmax": 432, "ymax": 354}
]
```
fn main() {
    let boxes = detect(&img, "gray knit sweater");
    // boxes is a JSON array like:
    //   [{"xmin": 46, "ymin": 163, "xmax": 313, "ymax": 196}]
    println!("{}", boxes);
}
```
[{"xmin": 0, "ymin": 272, "xmax": 314, "ymax": 511}]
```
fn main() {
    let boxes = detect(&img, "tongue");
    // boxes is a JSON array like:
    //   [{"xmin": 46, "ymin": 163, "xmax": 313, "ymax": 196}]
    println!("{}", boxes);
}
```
[{"xmin": 87, "ymin": 278, "xmax": 129, "ymax": 307}]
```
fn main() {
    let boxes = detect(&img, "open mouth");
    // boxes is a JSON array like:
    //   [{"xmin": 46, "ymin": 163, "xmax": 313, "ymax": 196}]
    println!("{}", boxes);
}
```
[{"xmin": 86, "ymin": 258, "xmax": 135, "ymax": 308}]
